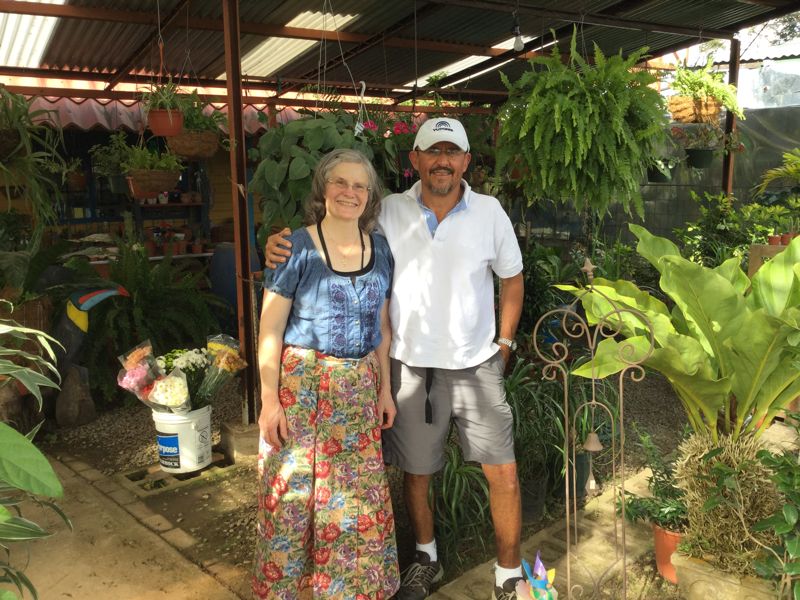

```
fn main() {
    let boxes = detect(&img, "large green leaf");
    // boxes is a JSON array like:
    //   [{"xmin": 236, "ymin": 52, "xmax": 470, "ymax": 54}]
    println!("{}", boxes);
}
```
[
  {"xmin": 0, "ymin": 423, "xmax": 62, "ymax": 498},
  {"xmin": 288, "ymin": 156, "xmax": 311, "ymax": 181},
  {"xmin": 748, "ymin": 238, "xmax": 800, "ymax": 316},
  {"xmin": 659, "ymin": 256, "xmax": 745, "ymax": 375},
  {"xmin": 713, "ymin": 257, "xmax": 750, "ymax": 296},
  {"xmin": 572, "ymin": 336, "xmax": 651, "ymax": 379},
  {"xmin": 629, "ymin": 224, "xmax": 680, "ymax": 271}
]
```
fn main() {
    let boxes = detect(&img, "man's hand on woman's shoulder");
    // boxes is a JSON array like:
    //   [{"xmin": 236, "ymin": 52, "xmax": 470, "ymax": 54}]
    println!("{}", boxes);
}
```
[{"xmin": 265, "ymin": 227, "xmax": 293, "ymax": 269}]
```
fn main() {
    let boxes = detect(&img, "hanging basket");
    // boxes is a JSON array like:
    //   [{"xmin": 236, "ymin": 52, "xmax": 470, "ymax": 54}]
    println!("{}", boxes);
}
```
[
  {"xmin": 166, "ymin": 130, "xmax": 219, "ymax": 160},
  {"xmin": 147, "ymin": 109, "xmax": 184, "ymax": 137},
  {"xmin": 126, "ymin": 169, "xmax": 181, "ymax": 199},
  {"xmin": 0, "ymin": 169, "xmax": 24, "ymax": 198},
  {"xmin": 668, "ymin": 96, "xmax": 721, "ymax": 124},
  {"xmin": 107, "ymin": 174, "xmax": 129, "ymax": 196},
  {"xmin": 0, "ymin": 129, "xmax": 21, "ymax": 159}
]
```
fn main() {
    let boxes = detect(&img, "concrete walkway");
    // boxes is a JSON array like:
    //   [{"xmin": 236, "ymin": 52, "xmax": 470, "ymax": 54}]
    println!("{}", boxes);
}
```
[{"xmin": 14, "ymin": 456, "xmax": 240, "ymax": 600}]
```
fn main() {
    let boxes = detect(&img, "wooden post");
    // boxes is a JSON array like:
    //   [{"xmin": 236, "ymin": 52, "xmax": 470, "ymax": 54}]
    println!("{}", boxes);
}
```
[
  {"xmin": 222, "ymin": 0, "xmax": 257, "ymax": 425},
  {"xmin": 721, "ymin": 37, "xmax": 740, "ymax": 196}
]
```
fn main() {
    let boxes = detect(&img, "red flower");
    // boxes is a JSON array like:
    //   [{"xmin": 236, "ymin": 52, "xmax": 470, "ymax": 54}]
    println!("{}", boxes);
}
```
[
  {"xmin": 315, "ymin": 486, "xmax": 331, "ymax": 505},
  {"xmin": 263, "ymin": 494, "xmax": 279, "ymax": 512},
  {"xmin": 261, "ymin": 561, "xmax": 283, "ymax": 582},
  {"xmin": 376, "ymin": 509, "xmax": 386, "ymax": 524},
  {"xmin": 312, "ymin": 572, "xmax": 332, "ymax": 590},
  {"xmin": 357, "ymin": 433, "xmax": 371, "ymax": 450},
  {"xmin": 371, "ymin": 427, "xmax": 382, "ymax": 442},
  {"xmin": 270, "ymin": 474, "xmax": 288, "ymax": 495},
  {"xmin": 315, "ymin": 460, "xmax": 331, "ymax": 478},
  {"xmin": 279, "ymin": 388, "xmax": 296, "ymax": 408},
  {"xmin": 357, "ymin": 595, "xmax": 371, "ymax": 600},
  {"xmin": 318, "ymin": 399, "xmax": 333, "ymax": 420},
  {"xmin": 314, "ymin": 547, "xmax": 331, "ymax": 565},
  {"xmin": 305, "ymin": 447, "xmax": 315, "ymax": 462},
  {"xmin": 393, "ymin": 121, "xmax": 409, "ymax": 135},
  {"xmin": 363, "ymin": 120, "xmax": 378, "ymax": 131},
  {"xmin": 321, "ymin": 523, "xmax": 341, "ymax": 542},
  {"xmin": 322, "ymin": 439, "xmax": 342, "ymax": 456},
  {"xmin": 262, "ymin": 520, "xmax": 274, "ymax": 538},
  {"xmin": 357, "ymin": 514, "xmax": 375, "ymax": 532},
  {"xmin": 308, "ymin": 410, "xmax": 317, "ymax": 425},
  {"xmin": 319, "ymin": 372, "xmax": 330, "ymax": 392},
  {"xmin": 385, "ymin": 513, "xmax": 395, "ymax": 532},
  {"xmin": 252, "ymin": 578, "xmax": 271, "ymax": 596}
]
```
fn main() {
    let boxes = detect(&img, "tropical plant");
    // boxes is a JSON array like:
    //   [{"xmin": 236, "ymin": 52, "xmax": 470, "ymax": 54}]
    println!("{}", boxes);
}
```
[
  {"xmin": 0, "ymin": 303, "xmax": 71, "ymax": 599},
  {"xmin": 89, "ymin": 131, "xmax": 133, "ymax": 178},
  {"xmin": 496, "ymin": 29, "xmax": 667, "ymax": 217},
  {"xmin": 0, "ymin": 86, "xmax": 66, "ymax": 229},
  {"xmin": 756, "ymin": 148, "xmax": 800, "ymax": 198},
  {"xmin": 670, "ymin": 123, "xmax": 725, "ymax": 150},
  {"xmin": 121, "ymin": 144, "xmax": 183, "ymax": 172},
  {"xmin": 248, "ymin": 110, "xmax": 374, "ymax": 248},
  {"xmin": 560, "ymin": 224, "xmax": 800, "ymax": 442},
  {"xmin": 670, "ymin": 58, "xmax": 745, "ymax": 120},
  {"xmin": 80, "ymin": 241, "xmax": 222, "ymax": 402},
  {"xmin": 621, "ymin": 424, "xmax": 688, "ymax": 532}
]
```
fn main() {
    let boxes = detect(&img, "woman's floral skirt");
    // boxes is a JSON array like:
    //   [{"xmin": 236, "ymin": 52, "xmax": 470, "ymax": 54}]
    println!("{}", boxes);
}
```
[{"xmin": 253, "ymin": 346, "xmax": 399, "ymax": 600}]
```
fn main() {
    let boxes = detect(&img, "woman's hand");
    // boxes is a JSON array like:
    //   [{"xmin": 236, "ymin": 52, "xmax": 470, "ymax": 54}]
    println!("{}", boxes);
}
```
[
  {"xmin": 376, "ymin": 387, "xmax": 396, "ymax": 429},
  {"xmin": 259, "ymin": 397, "xmax": 288, "ymax": 448}
]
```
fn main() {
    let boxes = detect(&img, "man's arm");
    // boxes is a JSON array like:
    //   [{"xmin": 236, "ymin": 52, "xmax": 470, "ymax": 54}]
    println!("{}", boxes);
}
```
[
  {"xmin": 497, "ymin": 272, "xmax": 524, "ymax": 364},
  {"xmin": 264, "ymin": 227, "xmax": 293, "ymax": 269}
]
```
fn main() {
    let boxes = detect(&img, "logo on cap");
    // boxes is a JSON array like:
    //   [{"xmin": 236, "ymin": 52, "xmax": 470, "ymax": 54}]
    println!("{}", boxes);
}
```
[{"xmin": 432, "ymin": 120, "xmax": 454, "ymax": 132}]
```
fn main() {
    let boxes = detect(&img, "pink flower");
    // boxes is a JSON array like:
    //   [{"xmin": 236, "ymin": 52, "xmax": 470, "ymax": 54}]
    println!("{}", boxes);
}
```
[
  {"xmin": 403, "ymin": 167, "xmax": 414, "ymax": 178},
  {"xmin": 363, "ymin": 120, "xmax": 378, "ymax": 131},
  {"xmin": 393, "ymin": 121, "xmax": 410, "ymax": 135}
]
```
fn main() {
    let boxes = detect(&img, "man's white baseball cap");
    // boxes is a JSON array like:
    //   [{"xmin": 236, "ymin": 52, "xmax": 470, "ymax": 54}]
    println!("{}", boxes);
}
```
[{"xmin": 413, "ymin": 118, "xmax": 470, "ymax": 152}]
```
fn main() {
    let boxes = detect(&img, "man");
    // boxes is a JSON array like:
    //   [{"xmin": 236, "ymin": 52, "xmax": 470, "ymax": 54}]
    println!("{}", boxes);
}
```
[{"xmin": 266, "ymin": 118, "xmax": 525, "ymax": 600}]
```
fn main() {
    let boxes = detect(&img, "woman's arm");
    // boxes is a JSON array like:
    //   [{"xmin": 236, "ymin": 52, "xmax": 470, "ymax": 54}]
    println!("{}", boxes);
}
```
[
  {"xmin": 375, "ymin": 299, "xmax": 396, "ymax": 429},
  {"xmin": 257, "ymin": 290, "xmax": 293, "ymax": 447}
]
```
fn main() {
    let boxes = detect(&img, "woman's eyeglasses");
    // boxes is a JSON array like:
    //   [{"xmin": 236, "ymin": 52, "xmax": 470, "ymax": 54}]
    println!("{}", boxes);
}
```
[{"xmin": 326, "ymin": 177, "xmax": 371, "ymax": 194}]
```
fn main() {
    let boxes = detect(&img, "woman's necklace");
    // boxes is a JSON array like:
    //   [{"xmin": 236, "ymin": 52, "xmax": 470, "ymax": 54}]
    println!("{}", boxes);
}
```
[{"xmin": 317, "ymin": 222, "xmax": 365, "ymax": 271}]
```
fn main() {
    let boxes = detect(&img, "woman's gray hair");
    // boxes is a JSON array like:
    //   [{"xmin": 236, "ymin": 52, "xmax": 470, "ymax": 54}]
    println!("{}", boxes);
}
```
[{"xmin": 304, "ymin": 148, "xmax": 384, "ymax": 232}]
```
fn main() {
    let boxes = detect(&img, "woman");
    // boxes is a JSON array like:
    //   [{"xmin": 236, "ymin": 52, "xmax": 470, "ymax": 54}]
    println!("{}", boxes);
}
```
[{"xmin": 253, "ymin": 148, "xmax": 399, "ymax": 600}]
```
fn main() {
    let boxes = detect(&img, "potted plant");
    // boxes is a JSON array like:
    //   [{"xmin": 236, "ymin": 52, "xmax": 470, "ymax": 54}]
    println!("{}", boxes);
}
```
[
  {"xmin": 121, "ymin": 144, "xmax": 183, "ymax": 199},
  {"xmin": 166, "ymin": 90, "xmax": 226, "ymax": 160},
  {"xmin": 496, "ymin": 28, "xmax": 668, "ymax": 218},
  {"xmin": 65, "ymin": 157, "xmax": 87, "ymax": 191},
  {"xmin": 620, "ymin": 425, "xmax": 688, "ymax": 584},
  {"xmin": 0, "ymin": 86, "xmax": 66, "ymax": 229},
  {"xmin": 89, "ymin": 131, "xmax": 134, "ymax": 195},
  {"xmin": 755, "ymin": 148, "xmax": 800, "ymax": 199},
  {"xmin": 141, "ymin": 79, "xmax": 185, "ymax": 136},
  {"xmin": 668, "ymin": 57, "xmax": 745, "ymax": 124},
  {"xmin": 559, "ymin": 224, "xmax": 800, "ymax": 597},
  {"xmin": 670, "ymin": 123, "xmax": 726, "ymax": 168}
]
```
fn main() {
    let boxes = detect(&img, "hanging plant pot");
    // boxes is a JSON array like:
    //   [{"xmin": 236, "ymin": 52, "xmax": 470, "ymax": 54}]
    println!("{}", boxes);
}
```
[
  {"xmin": 668, "ymin": 96, "xmax": 721, "ymax": 124},
  {"xmin": 126, "ymin": 169, "xmax": 181, "ymax": 199},
  {"xmin": 166, "ymin": 130, "xmax": 219, "ymax": 160},
  {"xmin": 67, "ymin": 171, "xmax": 87, "ymax": 191},
  {"xmin": 147, "ymin": 109, "xmax": 184, "ymax": 137},
  {"xmin": 0, "ymin": 169, "xmax": 25, "ymax": 198},
  {"xmin": 685, "ymin": 148, "xmax": 714, "ymax": 169},
  {"xmin": 0, "ymin": 129, "xmax": 21, "ymax": 159}
]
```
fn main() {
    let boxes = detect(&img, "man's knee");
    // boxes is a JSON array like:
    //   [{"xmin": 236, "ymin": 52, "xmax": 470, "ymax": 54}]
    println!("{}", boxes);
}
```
[{"xmin": 482, "ymin": 462, "xmax": 520, "ymax": 494}]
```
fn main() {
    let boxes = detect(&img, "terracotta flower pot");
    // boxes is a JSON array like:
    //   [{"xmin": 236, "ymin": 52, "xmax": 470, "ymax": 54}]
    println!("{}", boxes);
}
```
[
  {"xmin": 768, "ymin": 235, "xmax": 782, "ymax": 246},
  {"xmin": 147, "ymin": 109, "xmax": 184, "ymax": 137},
  {"xmin": 653, "ymin": 524, "xmax": 681, "ymax": 584},
  {"xmin": 781, "ymin": 232, "xmax": 794, "ymax": 245},
  {"xmin": 191, "ymin": 241, "xmax": 204, "ymax": 254}
]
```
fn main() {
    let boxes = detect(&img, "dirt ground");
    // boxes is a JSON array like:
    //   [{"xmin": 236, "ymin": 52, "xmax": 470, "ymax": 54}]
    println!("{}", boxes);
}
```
[{"xmin": 43, "ymin": 370, "xmax": 686, "ymax": 594}]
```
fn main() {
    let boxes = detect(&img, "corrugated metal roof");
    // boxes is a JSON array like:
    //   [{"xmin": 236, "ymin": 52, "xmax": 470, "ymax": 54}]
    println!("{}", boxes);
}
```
[{"xmin": 1, "ymin": 0, "xmax": 797, "ymax": 104}]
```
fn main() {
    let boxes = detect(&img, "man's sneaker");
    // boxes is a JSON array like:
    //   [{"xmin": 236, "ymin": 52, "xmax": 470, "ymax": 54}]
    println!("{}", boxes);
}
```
[
  {"xmin": 394, "ymin": 550, "xmax": 444, "ymax": 599},
  {"xmin": 491, "ymin": 576, "xmax": 525, "ymax": 600}
]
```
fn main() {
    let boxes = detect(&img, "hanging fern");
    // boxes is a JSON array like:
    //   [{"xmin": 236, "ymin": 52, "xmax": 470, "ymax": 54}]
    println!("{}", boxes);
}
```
[{"xmin": 497, "ymin": 29, "xmax": 668, "ymax": 217}]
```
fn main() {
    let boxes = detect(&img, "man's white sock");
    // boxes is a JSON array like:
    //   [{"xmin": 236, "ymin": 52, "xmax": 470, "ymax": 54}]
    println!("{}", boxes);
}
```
[
  {"xmin": 416, "ymin": 540, "xmax": 437, "ymax": 562},
  {"xmin": 494, "ymin": 563, "xmax": 523, "ymax": 587}
]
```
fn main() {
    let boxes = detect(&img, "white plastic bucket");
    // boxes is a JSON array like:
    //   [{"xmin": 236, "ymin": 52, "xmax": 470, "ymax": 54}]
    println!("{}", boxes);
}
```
[{"xmin": 151, "ymin": 405, "xmax": 212, "ymax": 473}]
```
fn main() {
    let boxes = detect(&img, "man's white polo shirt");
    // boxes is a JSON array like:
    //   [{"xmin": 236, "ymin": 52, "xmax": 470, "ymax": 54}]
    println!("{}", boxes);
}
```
[{"xmin": 378, "ymin": 180, "xmax": 523, "ymax": 369}]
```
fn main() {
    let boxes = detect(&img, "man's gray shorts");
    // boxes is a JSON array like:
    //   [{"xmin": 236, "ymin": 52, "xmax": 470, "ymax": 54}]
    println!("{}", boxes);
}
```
[{"xmin": 383, "ymin": 352, "xmax": 516, "ymax": 474}]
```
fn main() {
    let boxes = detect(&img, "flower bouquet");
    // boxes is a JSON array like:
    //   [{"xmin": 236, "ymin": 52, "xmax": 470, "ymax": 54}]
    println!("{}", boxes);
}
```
[{"xmin": 194, "ymin": 334, "xmax": 247, "ymax": 408}]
